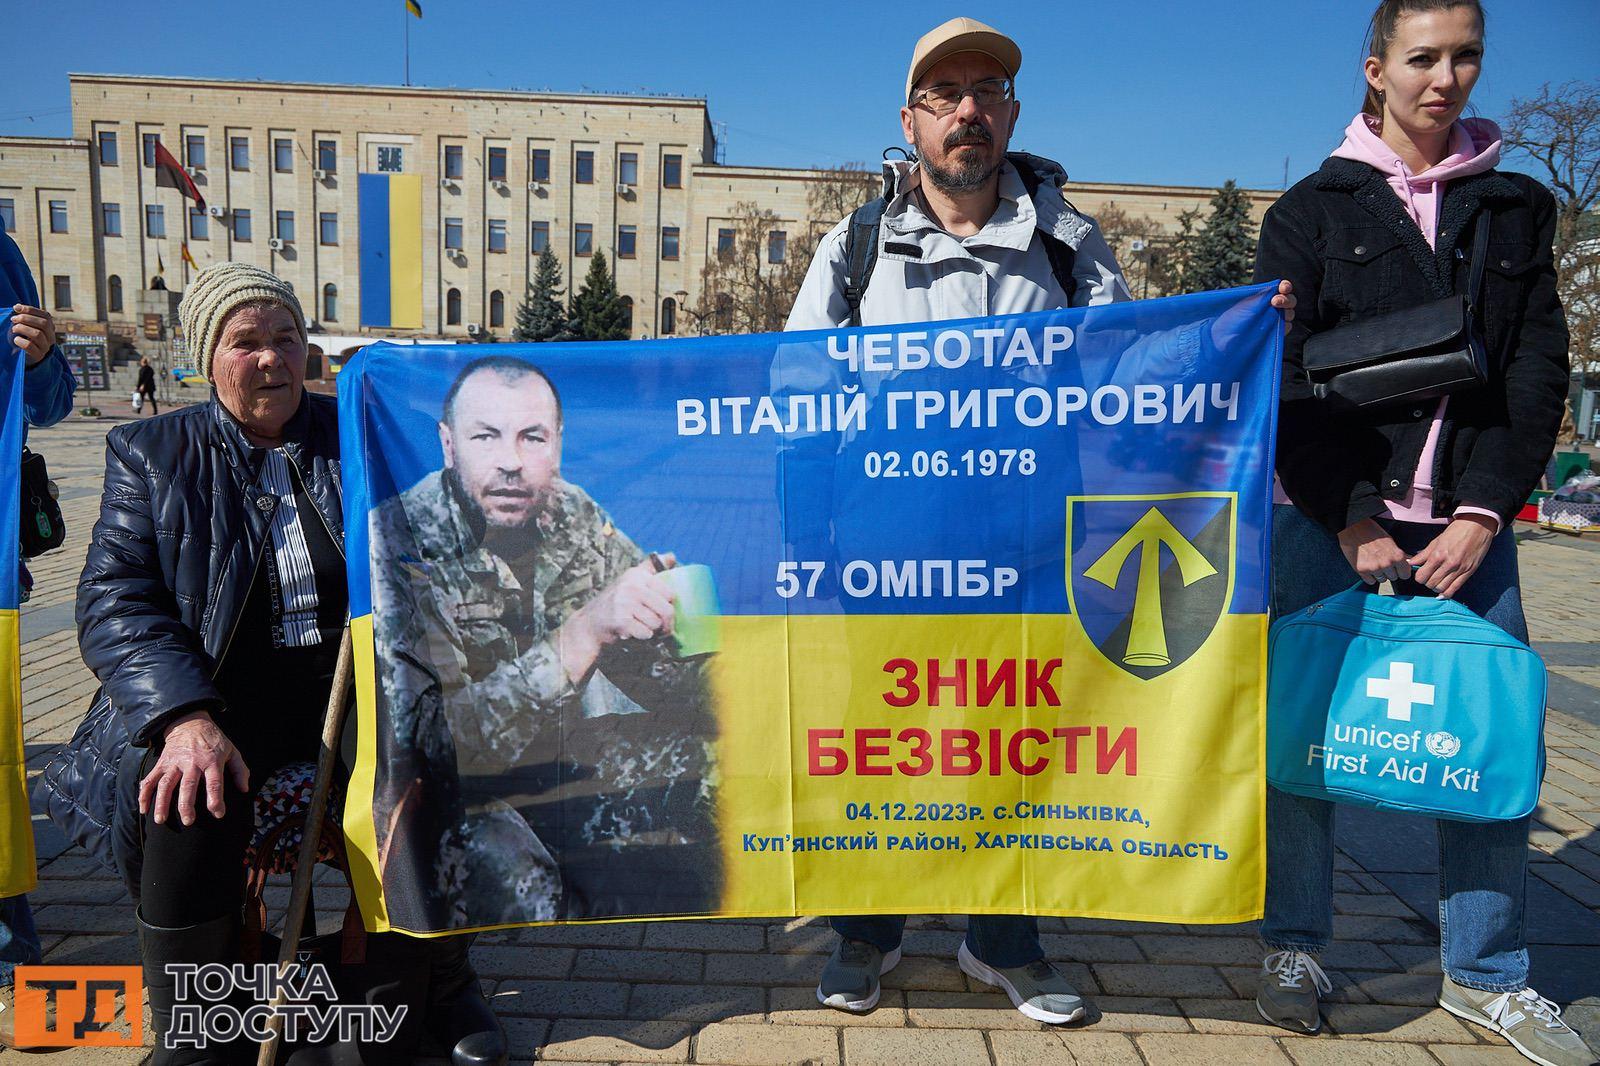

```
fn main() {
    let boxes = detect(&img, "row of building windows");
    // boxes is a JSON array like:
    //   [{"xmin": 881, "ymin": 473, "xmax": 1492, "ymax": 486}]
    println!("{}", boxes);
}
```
[
  {"xmin": 33, "ymin": 271, "xmax": 699, "ymax": 337},
  {"xmin": 95, "ymin": 130, "xmax": 687, "ymax": 188},
  {"xmin": 97, "ymin": 130, "xmax": 342, "ymax": 175},
  {"xmin": 7, "ymin": 195, "xmax": 791, "ymax": 274}
]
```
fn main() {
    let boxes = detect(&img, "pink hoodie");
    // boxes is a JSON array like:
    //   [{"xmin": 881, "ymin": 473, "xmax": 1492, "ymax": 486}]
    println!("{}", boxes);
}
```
[{"xmin": 1277, "ymin": 114, "xmax": 1505, "ymax": 528}]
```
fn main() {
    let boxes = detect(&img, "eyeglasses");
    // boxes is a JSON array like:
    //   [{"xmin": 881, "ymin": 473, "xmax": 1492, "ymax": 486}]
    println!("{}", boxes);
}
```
[{"xmin": 909, "ymin": 77, "xmax": 1014, "ymax": 116}]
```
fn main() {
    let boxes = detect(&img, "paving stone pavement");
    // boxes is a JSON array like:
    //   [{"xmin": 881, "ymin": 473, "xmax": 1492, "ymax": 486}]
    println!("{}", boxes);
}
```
[{"xmin": 7, "ymin": 412, "xmax": 1599, "ymax": 1065}]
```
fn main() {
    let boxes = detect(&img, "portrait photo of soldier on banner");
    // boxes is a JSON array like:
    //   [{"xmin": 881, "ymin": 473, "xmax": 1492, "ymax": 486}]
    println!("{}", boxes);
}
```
[{"xmin": 365, "ymin": 354, "xmax": 724, "ymax": 929}]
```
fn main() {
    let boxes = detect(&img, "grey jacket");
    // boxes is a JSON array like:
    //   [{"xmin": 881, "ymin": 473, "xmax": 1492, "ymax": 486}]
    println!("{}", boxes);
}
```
[{"xmin": 786, "ymin": 155, "xmax": 1131, "ymax": 330}]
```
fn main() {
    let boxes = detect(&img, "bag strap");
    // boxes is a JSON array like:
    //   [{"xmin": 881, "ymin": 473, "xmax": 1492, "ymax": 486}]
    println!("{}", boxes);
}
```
[
  {"xmin": 1008, "ymin": 153, "xmax": 1079, "ymax": 305},
  {"xmin": 842, "ymin": 197, "xmax": 887, "ymax": 328},
  {"xmin": 1465, "ymin": 208, "xmax": 1491, "ymax": 316},
  {"xmin": 241, "ymin": 811, "xmax": 368, "ymax": 966}
]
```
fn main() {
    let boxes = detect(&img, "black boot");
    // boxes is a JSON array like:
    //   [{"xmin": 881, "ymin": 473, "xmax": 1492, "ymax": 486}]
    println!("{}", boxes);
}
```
[
  {"xmin": 137, "ymin": 910, "xmax": 246, "ymax": 1066},
  {"xmin": 425, "ymin": 934, "xmax": 506, "ymax": 1066}
]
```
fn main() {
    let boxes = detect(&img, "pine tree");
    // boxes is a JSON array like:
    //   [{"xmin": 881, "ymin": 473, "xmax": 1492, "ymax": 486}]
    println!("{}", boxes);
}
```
[
  {"xmin": 568, "ymin": 252, "xmax": 630, "ymax": 341},
  {"xmin": 514, "ymin": 249, "xmax": 572, "ymax": 342},
  {"xmin": 1183, "ymin": 180, "xmax": 1257, "ymax": 293}
]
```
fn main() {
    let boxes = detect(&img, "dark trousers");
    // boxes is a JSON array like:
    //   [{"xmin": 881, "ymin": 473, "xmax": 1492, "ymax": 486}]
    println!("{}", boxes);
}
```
[
  {"xmin": 831, "ymin": 914, "xmax": 1042, "ymax": 969},
  {"xmin": 125, "ymin": 693, "xmax": 327, "ymax": 927},
  {"xmin": 134, "ymin": 745, "xmax": 269, "ymax": 928}
]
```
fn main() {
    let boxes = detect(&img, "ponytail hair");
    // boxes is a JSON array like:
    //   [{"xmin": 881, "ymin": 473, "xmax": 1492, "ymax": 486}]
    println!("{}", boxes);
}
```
[{"xmin": 1362, "ymin": 0, "xmax": 1487, "ymax": 118}]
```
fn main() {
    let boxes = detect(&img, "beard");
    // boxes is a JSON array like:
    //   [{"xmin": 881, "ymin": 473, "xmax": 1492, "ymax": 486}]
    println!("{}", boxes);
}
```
[{"xmin": 916, "ymin": 122, "xmax": 1003, "ymax": 194}]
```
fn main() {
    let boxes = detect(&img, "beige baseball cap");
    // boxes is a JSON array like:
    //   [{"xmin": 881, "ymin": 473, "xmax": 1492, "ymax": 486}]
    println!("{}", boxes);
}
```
[{"xmin": 905, "ymin": 17, "xmax": 1022, "ymax": 103}]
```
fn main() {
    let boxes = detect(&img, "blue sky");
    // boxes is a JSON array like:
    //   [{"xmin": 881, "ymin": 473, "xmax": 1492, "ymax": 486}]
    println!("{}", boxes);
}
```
[{"xmin": 9, "ymin": 0, "xmax": 1598, "ymax": 190}]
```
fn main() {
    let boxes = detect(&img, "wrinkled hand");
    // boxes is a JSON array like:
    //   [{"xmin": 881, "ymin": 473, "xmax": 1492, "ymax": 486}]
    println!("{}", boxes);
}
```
[
  {"xmin": 139, "ymin": 711, "xmax": 250, "ymax": 826},
  {"xmin": 10, "ymin": 305, "xmax": 56, "ymax": 366},
  {"xmin": 1270, "ymin": 280, "xmax": 1296, "ymax": 327},
  {"xmin": 1337, "ymin": 518, "xmax": 1411, "ymax": 585},
  {"xmin": 574, "ymin": 559, "xmax": 678, "ymax": 648},
  {"xmin": 1408, "ymin": 515, "xmax": 1495, "ymax": 599}
]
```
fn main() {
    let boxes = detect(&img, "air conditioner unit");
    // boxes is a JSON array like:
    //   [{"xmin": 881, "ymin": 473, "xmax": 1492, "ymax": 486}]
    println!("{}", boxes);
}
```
[
  {"xmin": 616, "ymin": 183, "xmax": 634, "ymax": 196},
  {"xmin": 466, "ymin": 323, "xmax": 484, "ymax": 336},
  {"xmin": 447, "ymin": 248, "xmax": 465, "ymax": 262},
  {"xmin": 528, "ymin": 180, "xmax": 547, "ymax": 191},
  {"xmin": 439, "ymin": 177, "xmax": 458, "ymax": 191},
  {"xmin": 186, "ymin": 165, "xmax": 204, "ymax": 177},
  {"xmin": 313, "ymin": 168, "xmax": 328, "ymax": 181},
  {"xmin": 1130, "ymin": 239, "xmax": 1148, "ymax": 253},
  {"xmin": 206, "ymin": 205, "xmax": 226, "ymax": 218},
  {"xmin": 490, "ymin": 179, "xmax": 508, "ymax": 192},
  {"xmin": 268, "ymin": 237, "xmax": 286, "ymax": 251}
]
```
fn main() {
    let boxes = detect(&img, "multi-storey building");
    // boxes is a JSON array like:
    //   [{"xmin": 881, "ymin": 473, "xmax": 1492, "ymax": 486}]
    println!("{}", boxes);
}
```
[{"xmin": 1, "ymin": 73, "xmax": 1281, "ymax": 357}]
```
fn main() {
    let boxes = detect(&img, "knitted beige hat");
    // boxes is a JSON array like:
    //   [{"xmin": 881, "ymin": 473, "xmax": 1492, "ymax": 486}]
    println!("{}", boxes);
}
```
[{"xmin": 178, "ymin": 262, "xmax": 307, "ymax": 380}]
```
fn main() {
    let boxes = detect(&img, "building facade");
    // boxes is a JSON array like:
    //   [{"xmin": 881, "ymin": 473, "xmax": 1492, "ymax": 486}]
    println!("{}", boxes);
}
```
[{"xmin": 0, "ymin": 74, "xmax": 1281, "ymax": 351}]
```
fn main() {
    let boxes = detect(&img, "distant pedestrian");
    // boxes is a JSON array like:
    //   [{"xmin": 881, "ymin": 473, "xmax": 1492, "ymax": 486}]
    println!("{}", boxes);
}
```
[{"xmin": 135, "ymin": 357, "xmax": 158, "ymax": 415}]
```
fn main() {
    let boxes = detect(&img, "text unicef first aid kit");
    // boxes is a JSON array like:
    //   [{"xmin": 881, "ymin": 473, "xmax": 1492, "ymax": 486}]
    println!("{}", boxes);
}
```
[{"xmin": 1267, "ymin": 586, "xmax": 1546, "ymax": 823}]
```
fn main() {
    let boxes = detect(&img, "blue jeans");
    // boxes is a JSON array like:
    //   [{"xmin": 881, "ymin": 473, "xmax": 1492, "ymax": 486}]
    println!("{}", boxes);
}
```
[
  {"xmin": 0, "ymin": 894, "xmax": 41, "ymax": 986},
  {"xmin": 1262, "ymin": 504, "xmax": 1531, "ymax": 992},
  {"xmin": 831, "ymin": 914, "xmax": 1042, "ymax": 969}
]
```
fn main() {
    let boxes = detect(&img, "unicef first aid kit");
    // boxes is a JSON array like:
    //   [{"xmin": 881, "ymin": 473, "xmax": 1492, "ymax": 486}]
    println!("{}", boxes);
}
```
[{"xmin": 1267, "ymin": 585, "xmax": 1546, "ymax": 823}]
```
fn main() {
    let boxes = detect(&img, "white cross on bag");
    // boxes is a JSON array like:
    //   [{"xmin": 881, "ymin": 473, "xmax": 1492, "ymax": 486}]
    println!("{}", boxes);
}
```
[{"xmin": 1366, "ymin": 660, "xmax": 1436, "ymax": 722}]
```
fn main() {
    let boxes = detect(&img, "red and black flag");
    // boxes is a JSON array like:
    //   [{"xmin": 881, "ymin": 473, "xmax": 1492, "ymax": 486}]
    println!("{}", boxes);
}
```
[{"xmin": 152, "ymin": 140, "xmax": 206, "ymax": 212}]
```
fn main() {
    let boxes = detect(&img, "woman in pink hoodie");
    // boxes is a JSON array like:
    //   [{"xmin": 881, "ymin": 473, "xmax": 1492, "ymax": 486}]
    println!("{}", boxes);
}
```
[{"xmin": 1253, "ymin": 3, "xmax": 1585, "ymax": 1064}]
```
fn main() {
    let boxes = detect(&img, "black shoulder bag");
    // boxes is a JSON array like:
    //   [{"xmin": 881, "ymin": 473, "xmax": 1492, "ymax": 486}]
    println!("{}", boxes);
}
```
[
  {"xmin": 1302, "ymin": 211, "xmax": 1491, "ymax": 409},
  {"xmin": 20, "ymin": 447, "xmax": 65, "ymax": 557}
]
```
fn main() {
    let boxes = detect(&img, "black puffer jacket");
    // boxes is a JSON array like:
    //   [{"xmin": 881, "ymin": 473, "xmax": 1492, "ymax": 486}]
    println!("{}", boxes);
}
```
[
  {"xmin": 1255, "ymin": 158, "xmax": 1570, "ymax": 534},
  {"xmin": 33, "ymin": 392, "xmax": 342, "ymax": 873}
]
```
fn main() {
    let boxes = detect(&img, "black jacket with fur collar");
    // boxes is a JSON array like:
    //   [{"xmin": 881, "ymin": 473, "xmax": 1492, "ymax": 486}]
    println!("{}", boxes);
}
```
[{"xmin": 1254, "ymin": 156, "xmax": 1569, "ymax": 535}]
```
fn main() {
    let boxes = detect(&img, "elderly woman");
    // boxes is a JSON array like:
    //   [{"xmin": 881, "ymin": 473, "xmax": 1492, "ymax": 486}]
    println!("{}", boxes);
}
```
[{"xmin": 39, "ymin": 264, "xmax": 503, "ymax": 1065}]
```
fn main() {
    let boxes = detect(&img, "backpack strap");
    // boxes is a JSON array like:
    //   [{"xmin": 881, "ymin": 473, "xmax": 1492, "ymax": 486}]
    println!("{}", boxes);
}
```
[
  {"xmin": 1007, "ymin": 153, "xmax": 1079, "ymax": 306},
  {"xmin": 842, "ymin": 197, "xmax": 887, "ymax": 328}
]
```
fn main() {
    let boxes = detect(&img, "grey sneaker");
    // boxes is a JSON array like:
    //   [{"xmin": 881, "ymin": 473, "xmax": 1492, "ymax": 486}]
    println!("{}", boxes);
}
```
[
  {"xmin": 816, "ymin": 938, "xmax": 901, "ymax": 1013},
  {"xmin": 1438, "ymin": 976, "xmax": 1598, "ymax": 1066},
  {"xmin": 957, "ymin": 942, "xmax": 1087, "ymax": 1024},
  {"xmin": 1256, "ymin": 950, "xmax": 1331, "ymax": 1034}
]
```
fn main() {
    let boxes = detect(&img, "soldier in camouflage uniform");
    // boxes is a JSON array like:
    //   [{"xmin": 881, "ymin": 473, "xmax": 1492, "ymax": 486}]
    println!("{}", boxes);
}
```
[{"xmin": 370, "ymin": 356, "xmax": 719, "ymax": 930}]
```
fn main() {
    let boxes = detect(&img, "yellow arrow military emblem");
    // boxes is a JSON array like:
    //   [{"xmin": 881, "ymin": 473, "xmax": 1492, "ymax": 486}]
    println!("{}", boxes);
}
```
[{"xmin": 1083, "ymin": 506, "xmax": 1217, "ymax": 668}]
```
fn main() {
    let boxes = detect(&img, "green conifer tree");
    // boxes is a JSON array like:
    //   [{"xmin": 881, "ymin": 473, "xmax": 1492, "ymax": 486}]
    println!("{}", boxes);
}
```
[
  {"xmin": 514, "ymin": 248, "xmax": 572, "ymax": 341},
  {"xmin": 568, "ymin": 252, "xmax": 630, "ymax": 341},
  {"xmin": 1183, "ymin": 180, "xmax": 1257, "ymax": 293}
]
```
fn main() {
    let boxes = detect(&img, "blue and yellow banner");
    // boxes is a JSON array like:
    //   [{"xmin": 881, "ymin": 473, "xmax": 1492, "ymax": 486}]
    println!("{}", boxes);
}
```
[
  {"xmin": 1, "ymin": 310, "xmax": 33, "ymax": 897},
  {"xmin": 358, "ymin": 173, "xmax": 423, "ymax": 330},
  {"xmin": 339, "ymin": 284, "xmax": 1282, "ymax": 933}
]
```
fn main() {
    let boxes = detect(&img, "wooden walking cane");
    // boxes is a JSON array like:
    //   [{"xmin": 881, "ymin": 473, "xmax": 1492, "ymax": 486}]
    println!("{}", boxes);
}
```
[{"xmin": 257, "ymin": 623, "xmax": 355, "ymax": 1066}]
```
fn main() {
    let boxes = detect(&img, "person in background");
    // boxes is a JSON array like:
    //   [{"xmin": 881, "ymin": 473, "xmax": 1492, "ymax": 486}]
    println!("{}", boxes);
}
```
[
  {"xmin": 0, "ymin": 229, "xmax": 78, "ymax": 1050},
  {"xmin": 1252, "ymin": 4, "xmax": 1591, "ymax": 1064},
  {"xmin": 137, "ymin": 356, "xmax": 159, "ymax": 416}
]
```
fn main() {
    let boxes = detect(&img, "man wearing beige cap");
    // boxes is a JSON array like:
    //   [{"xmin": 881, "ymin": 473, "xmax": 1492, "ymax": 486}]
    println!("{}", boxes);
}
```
[{"xmin": 785, "ymin": 16, "xmax": 1296, "ymax": 1025}]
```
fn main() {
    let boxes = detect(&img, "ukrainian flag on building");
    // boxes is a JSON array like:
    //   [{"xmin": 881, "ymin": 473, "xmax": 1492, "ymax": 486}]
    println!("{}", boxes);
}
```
[{"xmin": 359, "ymin": 173, "xmax": 423, "ymax": 330}]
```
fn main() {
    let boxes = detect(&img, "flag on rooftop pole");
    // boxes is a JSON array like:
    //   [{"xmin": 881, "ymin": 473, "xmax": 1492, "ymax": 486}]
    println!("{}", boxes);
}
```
[
  {"xmin": 403, "ymin": 0, "xmax": 420, "ymax": 86},
  {"xmin": 152, "ymin": 140, "xmax": 206, "ymax": 212}
]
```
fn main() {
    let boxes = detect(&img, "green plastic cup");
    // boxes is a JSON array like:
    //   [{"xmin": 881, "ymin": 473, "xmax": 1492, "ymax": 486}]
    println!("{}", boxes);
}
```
[{"xmin": 658, "ymin": 563, "xmax": 721, "ymax": 657}]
